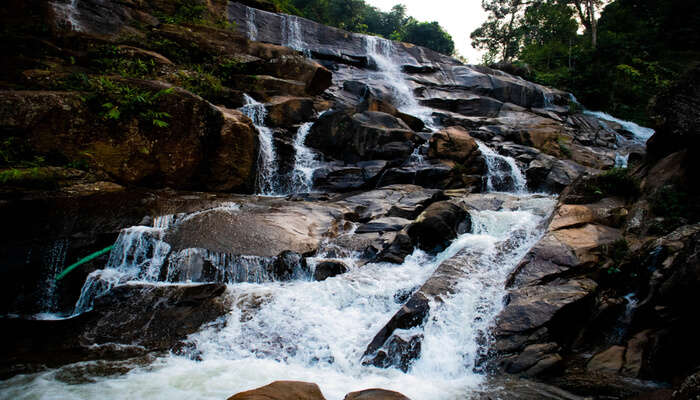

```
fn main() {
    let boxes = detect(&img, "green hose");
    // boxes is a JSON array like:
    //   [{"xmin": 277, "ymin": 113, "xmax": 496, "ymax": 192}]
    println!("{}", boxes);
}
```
[{"xmin": 55, "ymin": 245, "xmax": 115, "ymax": 281}]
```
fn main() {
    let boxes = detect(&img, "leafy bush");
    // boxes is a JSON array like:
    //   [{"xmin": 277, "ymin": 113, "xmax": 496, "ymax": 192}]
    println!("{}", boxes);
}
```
[
  {"xmin": 0, "ymin": 168, "xmax": 57, "ymax": 189},
  {"xmin": 92, "ymin": 45, "xmax": 159, "ymax": 79},
  {"xmin": 155, "ymin": 0, "xmax": 207, "ymax": 24},
  {"xmin": 0, "ymin": 137, "xmax": 46, "ymax": 168},
  {"xmin": 649, "ymin": 185, "xmax": 700, "ymax": 234},
  {"xmin": 583, "ymin": 168, "xmax": 640, "ymax": 199},
  {"xmin": 86, "ymin": 77, "xmax": 173, "ymax": 127},
  {"xmin": 177, "ymin": 67, "xmax": 225, "ymax": 101}
]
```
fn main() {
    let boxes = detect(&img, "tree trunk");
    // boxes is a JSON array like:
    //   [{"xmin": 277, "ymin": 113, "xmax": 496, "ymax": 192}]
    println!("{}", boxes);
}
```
[{"xmin": 587, "ymin": 0, "xmax": 598, "ymax": 48}]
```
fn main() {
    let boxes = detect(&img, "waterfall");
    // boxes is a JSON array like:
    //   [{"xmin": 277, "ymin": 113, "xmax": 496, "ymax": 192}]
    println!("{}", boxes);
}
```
[
  {"xmin": 584, "ymin": 110, "xmax": 655, "ymax": 144},
  {"xmin": 19, "ymin": 194, "xmax": 556, "ymax": 399},
  {"xmin": 282, "ymin": 14, "xmax": 307, "ymax": 54},
  {"xmin": 411, "ymin": 208, "xmax": 548, "ymax": 378},
  {"xmin": 73, "ymin": 202, "xmax": 248, "ymax": 314},
  {"xmin": 364, "ymin": 36, "xmax": 435, "ymax": 129},
  {"xmin": 73, "ymin": 224, "xmax": 172, "ymax": 314},
  {"xmin": 240, "ymin": 94, "xmax": 279, "ymax": 195},
  {"xmin": 34, "ymin": 239, "xmax": 69, "ymax": 316},
  {"xmin": 52, "ymin": 0, "xmax": 82, "ymax": 31},
  {"xmin": 569, "ymin": 93, "xmax": 655, "ymax": 144},
  {"xmin": 287, "ymin": 122, "xmax": 318, "ymax": 193},
  {"xmin": 477, "ymin": 142, "xmax": 528, "ymax": 193},
  {"xmin": 245, "ymin": 7, "xmax": 258, "ymax": 41},
  {"xmin": 165, "ymin": 249, "xmax": 278, "ymax": 284}
]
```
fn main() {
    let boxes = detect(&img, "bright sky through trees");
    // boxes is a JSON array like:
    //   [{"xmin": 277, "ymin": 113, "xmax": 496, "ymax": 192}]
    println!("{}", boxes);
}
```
[{"xmin": 366, "ymin": 0, "xmax": 486, "ymax": 62}]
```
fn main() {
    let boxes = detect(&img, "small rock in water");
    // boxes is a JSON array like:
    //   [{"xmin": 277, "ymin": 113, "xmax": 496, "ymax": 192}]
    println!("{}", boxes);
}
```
[
  {"xmin": 313, "ymin": 260, "xmax": 349, "ymax": 281},
  {"xmin": 271, "ymin": 250, "xmax": 309, "ymax": 281},
  {"xmin": 406, "ymin": 201, "xmax": 470, "ymax": 253}
]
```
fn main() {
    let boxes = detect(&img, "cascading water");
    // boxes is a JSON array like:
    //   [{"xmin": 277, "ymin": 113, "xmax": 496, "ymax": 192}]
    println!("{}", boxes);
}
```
[
  {"xmin": 569, "ymin": 94, "xmax": 655, "ymax": 167},
  {"xmin": 477, "ymin": 142, "xmax": 528, "ymax": 193},
  {"xmin": 34, "ymin": 239, "xmax": 69, "ymax": 317},
  {"xmin": 288, "ymin": 122, "xmax": 319, "ymax": 193},
  {"xmin": 282, "ymin": 14, "xmax": 307, "ymax": 54},
  {"xmin": 4, "ymin": 193, "xmax": 557, "ymax": 400},
  {"xmin": 240, "ymin": 94, "xmax": 279, "ymax": 195},
  {"xmin": 52, "ymin": 0, "xmax": 82, "ymax": 31},
  {"xmin": 583, "ymin": 110, "xmax": 655, "ymax": 144},
  {"xmin": 73, "ymin": 223, "xmax": 172, "ymax": 314},
  {"xmin": 73, "ymin": 203, "xmax": 243, "ymax": 314},
  {"xmin": 364, "ymin": 36, "xmax": 436, "ymax": 129},
  {"xmin": 245, "ymin": 7, "xmax": 258, "ymax": 41},
  {"xmin": 411, "ymin": 208, "xmax": 549, "ymax": 378}
]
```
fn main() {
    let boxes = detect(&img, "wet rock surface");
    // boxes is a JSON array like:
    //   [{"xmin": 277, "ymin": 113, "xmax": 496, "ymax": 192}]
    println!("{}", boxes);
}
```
[
  {"xmin": 1, "ymin": 1, "xmax": 698, "ymax": 398},
  {"xmin": 344, "ymin": 388, "xmax": 412, "ymax": 400},
  {"xmin": 0, "ymin": 282, "xmax": 228, "ymax": 376},
  {"xmin": 227, "ymin": 381, "xmax": 326, "ymax": 400}
]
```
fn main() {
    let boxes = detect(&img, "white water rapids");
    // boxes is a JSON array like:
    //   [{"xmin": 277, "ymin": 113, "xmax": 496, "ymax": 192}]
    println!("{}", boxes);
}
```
[
  {"xmin": 0, "ymin": 194, "xmax": 554, "ymax": 400},
  {"xmin": 0, "ymin": 13, "xmax": 562, "ymax": 399}
]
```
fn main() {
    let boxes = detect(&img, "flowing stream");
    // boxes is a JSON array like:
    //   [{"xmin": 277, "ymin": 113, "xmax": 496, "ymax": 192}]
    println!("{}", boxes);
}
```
[
  {"xmin": 1, "ymin": 193, "xmax": 555, "ymax": 400},
  {"xmin": 0, "ymin": 12, "xmax": 562, "ymax": 399}
]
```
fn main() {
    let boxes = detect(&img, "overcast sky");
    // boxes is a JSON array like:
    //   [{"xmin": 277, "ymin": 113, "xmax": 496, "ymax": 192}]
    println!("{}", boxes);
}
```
[{"xmin": 365, "ymin": 0, "xmax": 487, "ymax": 62}]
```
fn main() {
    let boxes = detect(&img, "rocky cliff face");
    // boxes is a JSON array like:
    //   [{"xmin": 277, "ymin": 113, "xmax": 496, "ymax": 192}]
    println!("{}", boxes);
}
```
[{"xmin": 1, "ymin": 0, "xmax": 698, "ymax": 399}]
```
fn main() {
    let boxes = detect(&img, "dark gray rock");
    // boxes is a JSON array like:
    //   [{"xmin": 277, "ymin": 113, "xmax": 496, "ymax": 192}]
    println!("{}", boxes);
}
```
[
  {"xmin": 362, "ymin": 334, "xmax": 422, "ymax": 373},
  {"xmin": 406, "ymin": 201, "xmax": 470, "ymax": 253},
  {"xmin": 271, "ymin": 250, "xmax": 309, "ymax": 281},
  {"xmin": 0, "ymin": 283, "xmax": 228, "ymax": 375},
  {"xmin": 306, "ymin": 110, "xmax": 424, "ymax": 163},
  {"xmin": 356, "ymin": 217, "xmax": 411, "ymax": 234},
  {"xmin": 313, "ymin": 260, "xmax": 349, "ymax": 281}
]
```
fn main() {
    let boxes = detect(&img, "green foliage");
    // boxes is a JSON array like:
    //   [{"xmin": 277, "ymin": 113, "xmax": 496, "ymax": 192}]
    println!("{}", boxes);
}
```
[
  {"xmin": 78, "ymin": 76, "xmax": 174, "ymax": 127},
  {"xmin": 604, "ymin": 238, "xmax": 629, "ymax": 274},
  {"xmin": 92, "ymin": 45, "xmax": 159, "ymax": 79},
  {"xmin": 0, "ymin": 168, "xmax": 57, "ymax": 189},
  {"xmin": 583, "ymin": 168, "xmax": 640, "ymax": 199},
  {"xmin": 66, "ymin": 157, "xmax": 90, "ymax": 171},
  {"xmin": 0, "ymin": 137, "xmax": 46, "ymax": 168},
  {"xmin": 177, "ymin": 66, "xmax": 225, "ymax": 101},
  {"xmin": 472, "ymin": 0, "xmax": 700, "ymax": 125},
  {"xmin": 269, "ymin": 0, "xmax": 455, "ymax": 55},
  {"xmin": 156, "ymin": 0, "xmax": 208, "ymax": 24},
  {"xmin": 397, "ymin": 21, "xmax": 455, "ymax": 56},
  {"xmin": 649, "ymin": 186, "xmax": 700, "ymax": 234}
]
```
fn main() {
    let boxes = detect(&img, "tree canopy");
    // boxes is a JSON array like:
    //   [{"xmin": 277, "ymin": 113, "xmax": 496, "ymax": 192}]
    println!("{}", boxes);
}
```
[
  {"xmin": 471, "ymin": 0, "xmax": 700, "ymax": 124},
  {"xmin": 268, "ymin": 0, "xmax": 456, "ymax": 55}
]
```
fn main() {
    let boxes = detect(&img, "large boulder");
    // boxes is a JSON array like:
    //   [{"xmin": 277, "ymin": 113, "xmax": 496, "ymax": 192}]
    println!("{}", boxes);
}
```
[
  {"xmin": 0, "ymin": 85, "xmax": 259, "ymax": 192},
  {"xmin": 0, "ymin": 283, "xmax": 227, "ymax": 374},
  {"xmin": 306, "ymin": 109, "xmax": 424, "ymax": 163},
  {"xmin": 311, "ymin": 162, "xmax": 386, "ymax": 193},
  {"xmin": 426, "ymin": 126, "xmax": 485, "ymax": 191},
  {"xmin": 265, "ymin": 96, "xmax": 315, "ymax": 127},
  {"xmin": 427, "ymin": 126, "xmax": 480, "ymax": 164},
  {"xmin": 406, "ymin": 201, "xmax": 470, "ymax": 253},
  {"xmin": 313, "ymin": 260, "xmax": 349, "ymax": 281},
  {"xmin": 165, "ymin": 199, "xmax": 347, "ymax": 257},
  {"xmin": 228, "ymin": 381, "xmax": 326, "ymax": 400}
]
